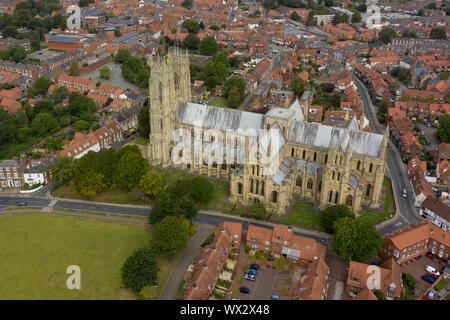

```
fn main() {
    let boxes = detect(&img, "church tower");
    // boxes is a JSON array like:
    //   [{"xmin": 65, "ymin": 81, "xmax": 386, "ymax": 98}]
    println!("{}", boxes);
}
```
[{"xmin": 147, "ymin": 48, "xmax": 191, "ymax": 167}]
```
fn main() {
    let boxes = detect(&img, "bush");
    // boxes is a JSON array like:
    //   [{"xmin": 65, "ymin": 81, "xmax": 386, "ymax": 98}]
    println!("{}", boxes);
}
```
[
  {"xmin": 249, "ymin": 202, "xmax": 268, "ymax": 219},
  {"xmin": 374, "ymin": 290, "xmax": 386, "ymax": 300},
  {"xmin": 200, "ymin": 232, "xmax": 215, "ymax": 248},
  {"xmin": 121, "ymin": 247, "xmax": 159, "ymax": 293}
]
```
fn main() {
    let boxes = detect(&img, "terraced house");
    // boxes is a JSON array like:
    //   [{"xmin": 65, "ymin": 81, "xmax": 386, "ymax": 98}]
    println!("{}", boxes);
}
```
[{"xmin": 148, "ymin": 50, "xmax": 388, "ymax": 214}]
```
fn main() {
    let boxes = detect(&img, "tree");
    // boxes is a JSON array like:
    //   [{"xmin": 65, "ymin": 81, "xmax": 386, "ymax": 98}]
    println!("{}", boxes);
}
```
[
  {"xmin": 69, "ymin": 62, "xmax": 79, "ymax": 76},
  {"xmin": 213, "ymin": 61, "xmax": 228, "ymax": 82},
  {"xmin": 430, "ymin": 27, "xmax": 447, "ymax": 40},
  {"xmin": 99, "ymin": 66, "xmax": 110, "ymax": 80},
  {"xmin": 223, "ymin": 76, "xmax": 246, "ymax": 108},
  {"xmin": 378, "ymin": 27, "xmax": 396, "ymax": 44},
  {"xmin": 321, "ymin": 204, "xmax": 353, "ymax": 233},
  {"xmin": 289, "ymin": 78, "xmax": 307, "ymax": 96},
  {"xmin": 291, "ymin": 11, "xmax": 300, "ymax": 21},
  {"xmin": 138, "ymin": 105, "xmax": 150, "ymax": 138},
  {"xmin": 152, "ymin": 215, "xmax": 190, "ymax": 258},
  {"xmin": 139, "ymin": 168, "xmax": 164, "ymax": 198},
  {"xmin": 332, "ymin": 13, "xmax": 349, "ymax": 25},
  {"xmin": 274, "ymin": 257, "xmax": 286, "ymax": 270},
  {"xmin": 117, "ymin": 151, "xmax": 148, "ymax": 190},
  {"xmin": 49, "ymin": 157, "xmax": 74, "ymax": 183},
  {"xmin": 331, "ymin": 214, "xmax": 383, "ymax": 262},
  {"xmin": 190, "ymin": 176, "xmax": 215, "ymax": 204},
  {"xmin": 31, "ymin": 112, "xmax": 58, "ymax": 136},
  {"xmin": 263, "ymin": 0, "xmax": 278, "ymax": 10},
  {"xmin": 52, "ymin": 86, "xmax": 69, "ymax": 103},
  {"xmin": 68, "ymin": 92, "xmax": 97, "ymax": 119},
  {"xmin": 121, "ymin": 247, "xmax": 159, "ymax": 293},
  {"xmin": 182, "ymin": 19, "xmax": 200, "ymax": 34},
  {"xmin": 182, "ymin": 34, "xmax": 200, "ymax": 50},
  {"xmin": 205, "ymin": 76, "xmax": 218, "ymax": 90},
  {"xmin": 182, "ymin": 0, "xmax": 194, "ymax": 10},
  {"xmin": 249, "ymin": 202, "xmax": 268, "ymax": 219},
  {"xmin": 33, "ymin": 76, "xmax": 52, "ymax": 95},
  {"xmin": 33, "ymin": 100, "xmax": 54, "ymax": 116},
  {"xmin": 199, "ymin": 36, "xmax": 218, "ymax": 56},
  {"xmin": 436, "ymin": 114, "xmax": 450, "ymax": 142},
  {"xmin": 72, "ymin": 152, "xmax": 106, "ymax": 198},
  {"xmin": 114, "ymin": 48, "xmax": 131, "ymax": 63},
  {"xmin": 74, "ymin": 120, "xmax": 90, "ymax": 132},
  {"xmin": 139, "ymin": 285, "xmax": 157, "ymax": 300},
  {"xmin": 351, "ymin": 11, "xmax": 362, "ymax": 23}
]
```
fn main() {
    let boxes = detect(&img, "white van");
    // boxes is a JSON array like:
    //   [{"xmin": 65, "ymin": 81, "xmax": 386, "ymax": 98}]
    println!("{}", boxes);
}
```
[{"xmin": 426, "ymin": 265, "xmax": 440, "ymax": 276}]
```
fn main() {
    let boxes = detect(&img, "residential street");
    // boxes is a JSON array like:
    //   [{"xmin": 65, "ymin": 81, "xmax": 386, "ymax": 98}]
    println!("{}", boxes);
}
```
[{"xmin": 158, "ymin": 224, "xmax": 215, "ymax": 300}]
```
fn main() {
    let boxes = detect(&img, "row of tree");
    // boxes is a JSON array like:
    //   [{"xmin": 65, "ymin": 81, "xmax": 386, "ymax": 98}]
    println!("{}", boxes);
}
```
[{"xmin": 113, "ymin": 48, "xmax": 150, "ymax": 89}]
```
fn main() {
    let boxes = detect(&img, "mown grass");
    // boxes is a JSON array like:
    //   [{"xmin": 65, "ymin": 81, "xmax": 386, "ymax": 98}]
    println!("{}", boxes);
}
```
[
  {"xmin": 272, "ymin": 201, "xmax": 324, "ymax": 229},
  {"xmin": 0, "ymin": 212, "xmax": 153, "ymax": 299},
  {"xmin": 209, "ymin": 98, "xmax": 231, "ymax": 108},
  {"xmin": 362, "ymin": 178, "xmax": 394, "ymax": 224},
  {"xmin": 134, "ymin": 137, "xmax": 149, "ymax": 146}
]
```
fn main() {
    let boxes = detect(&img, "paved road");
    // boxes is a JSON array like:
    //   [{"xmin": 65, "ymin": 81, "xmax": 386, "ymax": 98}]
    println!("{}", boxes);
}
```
[
  {"xmin": 159, "ymin": 224, "xmax": 215, "ymax": 300},
  {"xmin": 353, "ymin": 75, "xmax": 423, "ymax": 233}
]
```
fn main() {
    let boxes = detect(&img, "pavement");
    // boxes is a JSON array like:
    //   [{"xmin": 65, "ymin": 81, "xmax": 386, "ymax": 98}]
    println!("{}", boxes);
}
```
[
  {"xmin": 159, "ymin": 223, "xmax": 215, "ymax": 300},
  {"xmin": 353, "ymin": 75, "xmax": 424, "ymax": 234}
]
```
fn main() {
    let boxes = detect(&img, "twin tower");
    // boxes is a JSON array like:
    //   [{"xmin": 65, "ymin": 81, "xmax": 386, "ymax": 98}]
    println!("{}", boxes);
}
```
[{"xmin": 147, "ymin": 49, "xmax": 191, "ymax": 166}]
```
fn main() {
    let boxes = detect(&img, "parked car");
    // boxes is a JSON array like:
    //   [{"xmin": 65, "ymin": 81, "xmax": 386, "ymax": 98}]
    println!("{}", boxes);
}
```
[
  {"xmin": 427, "ymin": 290, "xmax": 436, "ymax": 299},
  {"xmin": 247, "ymin": 267, "xmax": 257, "ymax": 275},
  {"xmin": 426, "ymin": 265, "xmax": 440, "ymax": 276},
  {"xmin": 269, "ymin": 255, "xmax": 274, "ymax": 261},
  {"xmin": 244, "ymin": 273, "xmax": 255, "ymax": 281},
  {"xmin": 421, "ymin": 275, "xmax": 436, "ymax": 284},
  {"xmin": 426, "ymin": 273, "xmax": 438, "ymax": 280},
  {"xmin": 250, "ymin": 264, "xmax": 260, "ymax": 271},
  {"xmin": 118, "ymin": 137, "xmax": 125, "ymax": 143},
  {"xmin": 426, "ymin": 251, "xmax": 433, "ymax": 259},
  {"xmin": 402, "ymin": 189, "xmax": 408, "ymax": 198},
  {"xmin": 239, "ymin": 287, "xmax": 250, "ymax": 294},
  {"xmin": 124, "ymin": 134, "xmax": 130, "ymax": 139},
  {"xmin": 15, "ymin": 202, "xmax": 28, "ymax": 206},
  {"xmin": 271, "ymin": 294, "xmax": 279, "ymax": 300}
]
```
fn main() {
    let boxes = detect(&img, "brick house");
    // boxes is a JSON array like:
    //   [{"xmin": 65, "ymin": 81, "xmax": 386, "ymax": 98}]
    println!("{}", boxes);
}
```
[
  {"xmin": 184, "ymin": 222, "xmax": 242, "ymax": 300},
  {"xmin": 346, "ymin": 259, "xmax": 402, "ymax": 299},
  {"xmin": 380, "ymin": 219, "xmax": 450, "ymax": 264},
  {"xmin": 0, "ymin": 159, "xmax": 27, "ymax": 189}
]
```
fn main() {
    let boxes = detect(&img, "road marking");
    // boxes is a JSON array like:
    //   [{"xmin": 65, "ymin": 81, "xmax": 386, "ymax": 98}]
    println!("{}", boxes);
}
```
[
  {"xmin": 42, "ymin": 200, "xmax": 58, "ymax": 212},
  {"xmin": 395, "ymin": 222, "xmax": 403, "ymax": 227}
]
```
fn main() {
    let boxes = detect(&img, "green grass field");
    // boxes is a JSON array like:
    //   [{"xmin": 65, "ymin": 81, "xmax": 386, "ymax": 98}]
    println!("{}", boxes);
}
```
[
  {"xmin": 0, "ymin": 137, "xmax": 42, "ymax": 160},
  {"xmin": 209, "ymin": 98, "xmax": 230, "ymax": 108},
  {"xmin": 134, "ymin": 137, "xmax": 149, "ymax": 146},
  {"xmin": 0, "ymin": 212, "xmax": 153, "ymax": 299},
  {"xmin": 273, "ymin": 202, "xmax": 324, "ymax": 229}
]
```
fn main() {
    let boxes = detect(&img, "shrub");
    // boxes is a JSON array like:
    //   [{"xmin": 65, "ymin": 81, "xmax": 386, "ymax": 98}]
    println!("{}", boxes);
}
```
[{"xmin": 121, "ymin": 247, "xmax": 159, "ymax": 293}]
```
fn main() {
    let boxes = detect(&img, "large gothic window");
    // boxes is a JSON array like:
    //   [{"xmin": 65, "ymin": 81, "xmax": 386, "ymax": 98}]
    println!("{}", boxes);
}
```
[
  {"xmin": 334, "ymin": 192, "xmax": 339, "ymax": 204},
  {"xmin": 261, "ymin": 181, "xmax": 265, "ymax": 196},
  {"xmin": 272, "ymin": 191, "xmax": 278, "ymax": 203},
  {"xmin": 366, "ymin": 184, "xmax": 372, "ymax": 197},
  {"xmin": 250, "ymin": 179, "xmax": 254, "ymax": 193},
  {"xmin": 238, "ymin": 183, "xmax": 242, "ymax": 195},
  {"xmin": 369, "ymin": 163, "xmax": 373, "ymax": 173},
  {"xmin": 329, "ymin": 191, "xmax": 333, "ymax": 203},
  {"xmin": 307, "ymin": 179, "xmax": 313, "ymax": 190},
  {"xmin": 296, "ymin": 177, "xmax": 302, "ymax": 187},
  {"xmin": 158, "ymin": 81, "xmax": 163, "ymax": 105},
  {"xmin": 357, "ymin": 160, "xmax": 361, "ymax": 170},
  {"xmin": 346, "ymin": 195, "xmax": 353, "ymax": 206},
  {"xmin": 174, "ymin": 72, "xmax": 180, "ymax": 90}
]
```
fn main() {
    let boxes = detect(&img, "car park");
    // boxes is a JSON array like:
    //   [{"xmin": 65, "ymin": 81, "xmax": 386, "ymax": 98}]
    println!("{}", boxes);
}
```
[
  {"xmin": 239, "ymin": 287, "xmax": 250, "ymax": 294},
  {"xmin": 421, "ymin": 275, "xmax": 435, "ymax": 284}
]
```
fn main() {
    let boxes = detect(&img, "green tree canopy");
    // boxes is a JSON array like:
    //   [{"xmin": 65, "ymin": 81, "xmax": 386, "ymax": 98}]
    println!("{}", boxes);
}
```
[
  {"xmin": 430, "ymin": 27, "xmax": 447, "ymax": 40},
  {"xmin": 138, "ymin": 105, "xmax": 150, "ymax": 138},
  {"xmin": 223, "ymin": 75, "xmax": 246, "ymax": 108},
  {"xmin": 182, "ymin": 19, "xmax": 200, "ymax": 33},
  {"xmin": 289, "ymin": 78, "xmax": 307, "ymax": 96},
  {"xmin": 378, "ymin": 27, "xmax": 396, "ymax": 44},
  {"xmin": 152, "ymin": 215, "xmax": 190, "ymax": 258},
  {"xmin": 31, "ymin": 112, "xmax": 58, "ymax": 136},
  {"xmin": 321, "ymin": 204, "xmax": 353, "ymax": 233},
  {"xmin": 181, "ymin": 33, "xmax": 200, "ymax": 50},
  {"xmin": 331, "ymin": 214, "xmax": 383, "ymax": 262},
  {"xmin": 69, "ymin": 62, "xmax": 79, "ymax": 76},
  {"xmin": 436, "ymin": 114, "xmax": 450, "ymax": 142},
  {"xmin": 199, "ymin": 36, "xmax": 218, "ymax": 56},
  {"xmin": 117, "ymin": 150, "xmax": 149, "ymax": 190},
  {"xmin": 49, "ymin": 157, "xmax": 74, "ymax": 183},
  {"xmin": 249, "ymin": 202, "xmax": 268, "ymax": 219},
  {"xmin": 33, "ymin": 76, "xmax": 52, "ymax": 95},
  {"xmin": 52, "ymin": 86, "xmax": 69, "ymax": 103},
  {"xmin": 139, "ymin": 167, "xmax": 164, "ymax": 198},
  {"xmin": 114, "ymin": 48, "xmax": 132, "ymax": 63},
  {"xmin": 121, "ymin": 247, "xmax": 159, "ymax": 293}
]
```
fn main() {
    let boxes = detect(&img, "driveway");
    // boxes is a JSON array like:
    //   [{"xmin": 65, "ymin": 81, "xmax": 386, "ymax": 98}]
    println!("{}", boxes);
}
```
[{"xmin": 159, "ymin": 223, "xmax": 215, "ymax": 300}]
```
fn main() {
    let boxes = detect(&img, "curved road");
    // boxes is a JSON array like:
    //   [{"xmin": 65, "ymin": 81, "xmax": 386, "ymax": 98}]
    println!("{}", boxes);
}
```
[{"xmin": 353, "ymin": 75, "xmax": 423, "ymax": 233}]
